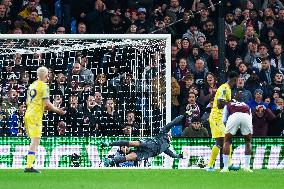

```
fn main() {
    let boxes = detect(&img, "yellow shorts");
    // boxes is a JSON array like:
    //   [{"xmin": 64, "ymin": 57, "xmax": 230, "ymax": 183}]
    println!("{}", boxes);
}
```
[
  {"xmin": 24, "ymin": 116, "xmax": 43, "ymax": 138},
  {"xmin": 209, "ymin": 114, "xmax": 225, "ymax": 139}
]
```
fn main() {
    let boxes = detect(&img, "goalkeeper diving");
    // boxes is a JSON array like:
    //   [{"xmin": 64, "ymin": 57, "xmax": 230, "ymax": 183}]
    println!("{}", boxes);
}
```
[{"xmin": 102, "ymin": 114, "xmax": 187, "ymax": 166}]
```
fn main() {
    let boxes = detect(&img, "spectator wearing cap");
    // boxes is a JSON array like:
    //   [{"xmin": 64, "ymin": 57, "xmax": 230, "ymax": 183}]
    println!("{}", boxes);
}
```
[
  {"xmin": 182, "ymin": 20, "xmax": 206, "ymax": 45},
  {"xmin": 248, "ymin": 88, "xmax": 268, "ymax": 110},
  {"xmin": 252, "ymin": 104, "xmax": 276, "ymax": 136},
  {"xmin": 182, "ymin": 116, "xmax": 209, "ymax": 137},
  {"xmin": 225, "ymin": 11, "xmax": 237, "ymax": 34},
  {"xmin": 187, "ymin": 44, "xmax": 202, "ymax": 70},
  {"xmin": 134, "ymin": 7, "xmax": 149, "ymax": 33},
  {"xmin": 270, "ymin": 44, "xmax": 284, "ymax": 72},
  {"xmin": 176, "ymin": 37, "xmax": 191, "ymax": 59},
  {"xmin": 232, "ymin": 76, "xmax": 252, "ymax": 104},
  {"xmin": 86, "ymin": 0, "xmax": 109, "ymax": 33},
  {"xmin": 259, "ymin": 56, "xmax": 279, "ymax": 85},
  {"xmin": 125, "ymin": 9, "xmax": 139, "ymax": 24}
]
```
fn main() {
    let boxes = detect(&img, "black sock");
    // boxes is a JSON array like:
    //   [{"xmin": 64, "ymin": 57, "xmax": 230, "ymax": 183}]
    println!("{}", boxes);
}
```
[
  {"xmin": 110, "ymin": 140, "xmax": 129, "ymax": 146},
  {"xmin": 111, "ymin": 156, "xmax": 126, "ymax": 165}
]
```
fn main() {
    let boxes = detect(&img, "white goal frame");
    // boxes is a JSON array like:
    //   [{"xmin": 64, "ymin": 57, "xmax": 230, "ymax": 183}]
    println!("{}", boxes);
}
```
[{"xmin": 0, "ymin": 34, "xmax": 172, "ymax": 134}]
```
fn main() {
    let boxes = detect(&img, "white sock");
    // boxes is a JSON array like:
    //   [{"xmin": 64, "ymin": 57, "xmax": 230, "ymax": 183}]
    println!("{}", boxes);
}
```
[
  {"xmin": 245, "ymin": 155, "xmax": 251, "ymax": 168},
  {"xmin": 223, "ymin": 155, "xmax": 229, "ymax": 169}
]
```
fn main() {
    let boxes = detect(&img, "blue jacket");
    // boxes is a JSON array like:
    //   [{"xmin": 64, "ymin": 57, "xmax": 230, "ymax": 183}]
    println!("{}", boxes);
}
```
[{"xmin": 7, "ymin": 112, "xmax": 23, "ymax": 136}]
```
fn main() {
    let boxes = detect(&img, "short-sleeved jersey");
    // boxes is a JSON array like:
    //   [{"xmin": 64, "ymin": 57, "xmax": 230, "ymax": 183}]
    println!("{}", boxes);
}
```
[
  {"xmin": 227, "ymin": 101, "xmax": 250, "ymax": 115},
  {"xmin": 210, "ymin": 83, "xmax": 231, "ymax": 117},
  {"xmin": 25, "ymin": 80, "xmax": 49, "ymax": 122}
]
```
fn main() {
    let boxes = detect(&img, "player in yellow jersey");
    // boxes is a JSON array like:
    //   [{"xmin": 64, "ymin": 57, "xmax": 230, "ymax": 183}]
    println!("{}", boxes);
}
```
[
  {"xmin": 206, "ymin": 71, "xmax": 238, "ymax": 171},
  {"xmin": 24, "ymin": 66, "xmax": 66, "ymax": 173}
]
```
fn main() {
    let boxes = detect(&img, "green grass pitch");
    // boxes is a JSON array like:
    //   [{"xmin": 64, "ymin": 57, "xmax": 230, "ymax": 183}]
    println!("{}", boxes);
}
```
[{"xmin": 0, "ymin": 169, "xmax": 283, "ymax": 189}]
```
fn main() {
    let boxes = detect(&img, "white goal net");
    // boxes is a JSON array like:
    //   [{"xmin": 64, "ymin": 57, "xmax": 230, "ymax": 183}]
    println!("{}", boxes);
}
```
[{"xmin": 0, "ymin": 34, "xmax": 171, "ymax": 138}]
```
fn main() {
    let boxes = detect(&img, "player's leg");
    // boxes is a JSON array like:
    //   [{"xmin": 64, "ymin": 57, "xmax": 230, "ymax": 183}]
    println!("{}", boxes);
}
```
[
  {"xmin": 102, "ymin": 140, "xmax": 140, "ymax": 147},
  {"xmin": 207, "ymin": 116, "xmax": 225, "ymax": 171},
  {"xmin": 26, "ymin": 137, "xmax": 40, "ymax": 168},
  {"xmin": 221, "ymin": 133, "xmax": 233, "ymax": 172},
  {"xmin": 105, "ymin": 152, "xmax": 137, "ymax": 167},
  {"xmin": 240, "ymin": 113, "xmax": 253, "ymax": 172},
  {"xmin": 243, "ymin": 134, "xmax": 252, "ymax": 171},
  {"xmin": 159, "ymin": 115, "xmax": 184, "ymax": 134},
  {"xmin": 24, "ymin": 121, "xmax": 41, "ymax": 173},
  {"xmin": 207, "ymin": 137, "xmax": 224, "ymax": 170}
]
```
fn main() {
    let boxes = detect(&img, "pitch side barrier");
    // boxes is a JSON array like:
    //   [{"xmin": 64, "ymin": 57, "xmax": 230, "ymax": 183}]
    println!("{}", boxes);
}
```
[{"xmin": 0, "ymin": 137, "xmax": 283, "ymax": 169}]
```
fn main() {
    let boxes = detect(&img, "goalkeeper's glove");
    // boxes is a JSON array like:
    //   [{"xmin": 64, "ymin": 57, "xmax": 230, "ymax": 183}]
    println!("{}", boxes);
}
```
[{"xmin": 178, "ymin": 153, "xmax": 184, "ymax": 159}]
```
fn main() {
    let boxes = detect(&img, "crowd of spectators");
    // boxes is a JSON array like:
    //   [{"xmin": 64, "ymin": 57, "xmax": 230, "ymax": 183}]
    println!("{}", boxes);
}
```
[{"xmin": 1, "ymin": 0, "xmax": 284, "ymax": 137}]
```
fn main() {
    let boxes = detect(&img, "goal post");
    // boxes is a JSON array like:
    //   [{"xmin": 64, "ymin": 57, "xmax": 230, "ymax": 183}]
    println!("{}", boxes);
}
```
[{"xmin": 0, "ymin": 34, "xmax": 172, "ymax": 137}]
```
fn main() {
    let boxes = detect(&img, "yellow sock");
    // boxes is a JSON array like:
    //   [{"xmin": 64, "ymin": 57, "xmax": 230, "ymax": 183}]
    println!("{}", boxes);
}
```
[
  {"xmin": 26, "ymin": 151, "xmax": 36, "ymax": 168},
  {"xmin": 208, "ymin": 145, "xmax": 220, "ymax": 167},
  {"xmin": 228, "ymin": 145, "xmax": 233, "ymax": 166}
]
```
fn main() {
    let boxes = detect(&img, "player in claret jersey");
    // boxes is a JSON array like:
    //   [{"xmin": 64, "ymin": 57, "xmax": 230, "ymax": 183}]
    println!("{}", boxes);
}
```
[{"xmin": 220, "ymin": 90, "xmax": 253, "ymax": 172}]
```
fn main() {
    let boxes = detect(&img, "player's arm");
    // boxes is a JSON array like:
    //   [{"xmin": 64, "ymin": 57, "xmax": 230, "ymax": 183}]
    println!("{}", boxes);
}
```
[
  {"xmin": 222, "ymin": 105, "xmax": 229, "ymax": 125},
  {"xmin": 164, "ymin": 148, "xmax": 183, "ymax": 158},
  {"xmin": 44, "ymin": 99, "xmax": 66, "ymax": 115},
  {"xmin": 217, "ymin": 99, "xmax": 228, "ymax": 109},
  {"xmin": 42, "ymin": 84, "xmax": 65, "ymax": 115}
]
